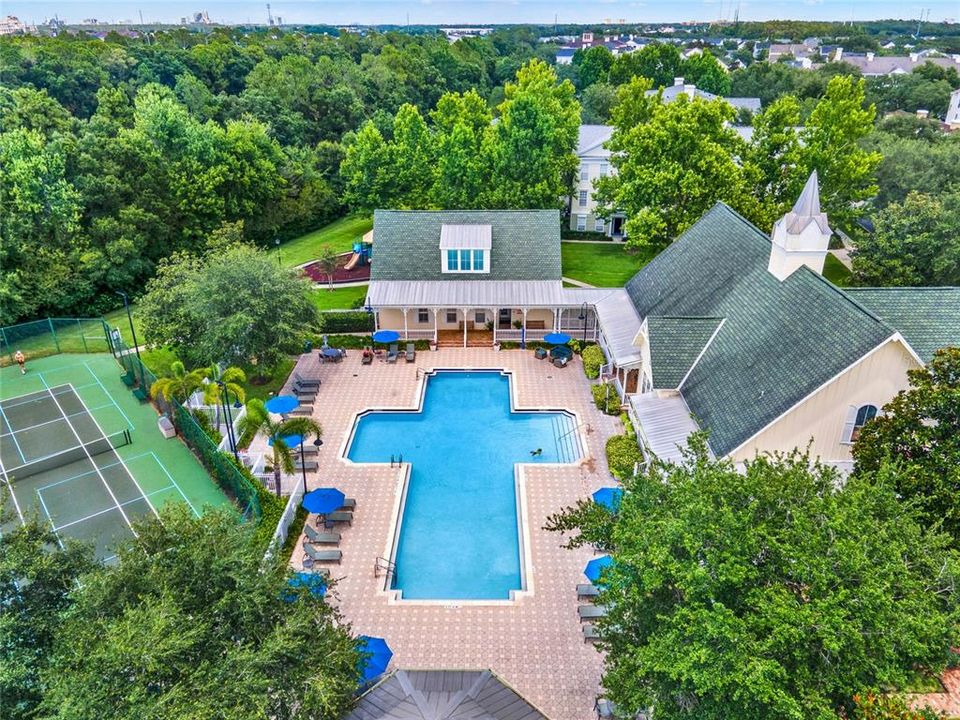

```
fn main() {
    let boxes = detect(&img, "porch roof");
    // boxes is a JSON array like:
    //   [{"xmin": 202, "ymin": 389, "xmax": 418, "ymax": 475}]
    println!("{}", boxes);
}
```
[
  {"xmin": 592, "ymin": 289, "xmax": 644, "ymax": 366},
  {"xmin": 629, "ymin": 392, "xmax": 704, "ymax": 464},
  {"xmin": 367, "ymin": 280, "xmax": 594, "ymax": 308}
]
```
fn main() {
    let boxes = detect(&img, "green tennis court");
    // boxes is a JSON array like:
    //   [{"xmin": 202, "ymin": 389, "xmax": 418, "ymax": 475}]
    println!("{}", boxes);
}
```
[{"xmin": 0, "ymin": 353, "xmax": 229, "ymax": 560}]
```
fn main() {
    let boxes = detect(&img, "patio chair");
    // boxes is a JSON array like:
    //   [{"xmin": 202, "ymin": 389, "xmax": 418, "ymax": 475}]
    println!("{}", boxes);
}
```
[
  {"xmin": 549, "ymin": 345, "xmax": 573, "ymax": 361},
  {"xmin": 304, "ymin": 525, "xmax": 340, "ymax": 545},
  {"xmin": 362, "ymin": 348, "xmax": 374, "ymax": 365},
  {"xmin": 324, "ymin": 511, "xmax": 353, "ymax": 527},
  {"xmin": 302, "ymin": 545, "xmax": 342, "ymax": 566},
  {"xmin": 553, "ymin": 355, "xmax": 570, "ymax": 369},
  {"xmin": 595, "ymin": 697, "xmax": 615, "ymax": 719},
  {"xmin": 534, "ymin": 347, "xmax": 548, "ymax": 360},
  {"xmin": 405, "ymin": 343, "xmax": 416, "ymax": 362},
  {"xmin": 294, "ymin": 371, "xmax": 321, "ymax": 388},
  {"xmin": 578, "ymin": 604, "xmax": 609, "ymax": 620},
  {"xmin": 386, "ymin": 344, "xmax": 399, "ymax": 363},
  {"xmin": 583, "ymin": 624, "xmax": 600, "ymax": 643},
  {"xmin": 294, "ymin": 459, "xmax": 319, "ymax": 471},
  {"xmin": 577, "ymin": 583, "xmax": 600, "ymax": 598}
]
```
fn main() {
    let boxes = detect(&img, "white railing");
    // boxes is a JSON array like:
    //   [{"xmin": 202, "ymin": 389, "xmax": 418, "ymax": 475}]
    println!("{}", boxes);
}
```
[
  {"xmin": 263, "ymin": 481, "xmax": 305, "ymax": 563},
  {"xmin": 401, "ymin": 330, "xmax": 435, "ymax": 340},
  {"xmin": 496, "ymin": 329, "xmax": 550, "ymax": 341}
]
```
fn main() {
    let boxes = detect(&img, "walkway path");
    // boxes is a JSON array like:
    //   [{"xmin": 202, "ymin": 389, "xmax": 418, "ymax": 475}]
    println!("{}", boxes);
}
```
[{"xmin": 562, "ymin": 277, "xmax": 596, "ymax": 288}]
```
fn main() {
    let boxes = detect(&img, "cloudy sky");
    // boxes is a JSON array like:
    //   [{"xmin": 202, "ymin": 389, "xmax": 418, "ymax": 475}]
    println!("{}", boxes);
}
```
[{"xmin": 7, "ymin": 0, "xmax": 957, "ymax": 26}]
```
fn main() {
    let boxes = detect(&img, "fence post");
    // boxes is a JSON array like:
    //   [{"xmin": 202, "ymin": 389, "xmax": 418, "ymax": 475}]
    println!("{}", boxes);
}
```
[
  {"xmin": 47, "ymin": 318, "xmax": 60, "ymax": 352},
  {"xmin": 102, "ymin": 320, "xmax": 113, "ymax": 356},
  {"xmin": 78, "ymin": 318, "xmax": 89, "ymax": 353},
  {"xmin": 0, "ymin": 325, "xmax": 9, "ymax": 364}
]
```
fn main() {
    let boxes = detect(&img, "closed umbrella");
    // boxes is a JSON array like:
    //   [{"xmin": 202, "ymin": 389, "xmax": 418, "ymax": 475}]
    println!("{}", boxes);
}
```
[
  {"xmin": 584, "ymin": 555, "xmax": 614, "ymax": 584},
  {"xmin": 358, "ymin": 635, "xmax": 393, "ymax": 683},
  {"xmin": 302, "ymin": 487, "xmax": 346, "ymax": 515}
]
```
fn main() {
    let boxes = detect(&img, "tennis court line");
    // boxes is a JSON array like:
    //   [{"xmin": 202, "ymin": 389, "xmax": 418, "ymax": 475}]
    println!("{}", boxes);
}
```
[
  {"xmin": 145, "ymin": 451, "xmax": 199, "ymax": 516},
  {"xmin": 0, "ymin": 399, "xmax": 125, "ymax": 442},
  {"xmin": 82, "ymin": 360, "xmax": 134, "ymax": 430},
  {"xmin": 0, "ymin": 402, "xmax": 26, "ymax": 464},
  {"xmin": 35, "ymin": 490, "xmax": 63, "ymax": 549},
  {"xmin": 0, "ymin": 457, "xmax": 25, "ymax": 524},
  {"xmin": 50, "ymin": 483, "xmax": 178, "ymax": 533},
  {"xmin": 32, "ymin": 452, "xmax": 145, "ymax": 492},
  {"xmin": 38, "ymin": 379, "xmax": 146, "ymax": 535}
]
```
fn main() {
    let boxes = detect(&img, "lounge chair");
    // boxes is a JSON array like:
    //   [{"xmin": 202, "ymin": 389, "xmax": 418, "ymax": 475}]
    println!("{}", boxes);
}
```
[
  {"xmin": 294, "ymin": 389, "xmax": 317, "ymax": 402},
  {"xmin": 289, "ymin": 405, "xmax": 314, "ymax": 416},
  {"xmin": 577, "ymin": 583, "xmax": 600, "ymax": 598},
  {"xmin": 294, "ymin": 372, "xmax": 321, "ymax": 388},
  {"xmin": 340, "ymin": 498, "xmax": 356, "ymax": 511},
  {"xmin": 553, "ymin": 355, "xmax": 570, "ymax": 369},
  {"xmin": 578, "ymin": 604, "xmax": 609, "ymax": 620},
  {"xmin": 324, "ymin": 511, "xmax": 353, "ymax": 527},
  {"xmin": 405, "ymin": 343, "xmax": 416, "ymax": 362},
  {"xmin": 583, "ymin": 624, "xmax": 600, "ymax": 642},
  {"xmin": 294, "ymin": 459, "xmax": 318, "ymax": 471},
  {"xmin": 302, "ymin": 545, "xmax": 342, "ymax": 566},
  {"xmin": 534, "ymin": 347, "xmax": 548, "ymax": 360},
  {"xmin": 386, "ymin": 343, "xmax": 399, "ymax": 363},
  {"xmin": 304, "ymin": 525, "xmax": 340, "ymax": 544}
]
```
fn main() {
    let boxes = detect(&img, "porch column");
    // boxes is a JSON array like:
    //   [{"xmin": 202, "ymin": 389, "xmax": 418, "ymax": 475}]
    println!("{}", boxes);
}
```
[
  {"xmin": 462, "ymin": 308, "xmax": 469, "ymax": 348},
  {"xmin": 402, "ymin": 308, "xmax": 409, "ymax": 340},
  {"xmin": 492, "ymin": 309, "xmax": 498, "ymax": 344},
  {"xmin": 553, "ymin": 308, "xmax": 560, "ymax": 332},
  {"xmin": 432, "ymin": 308, "xmax": 439, "ymax": 343},
  {"xmin": 374, "ymin": 309, "xmax": 380, "ymax": 331},
  {"xmin": 522, "ymin": 308, "xmax": 528, "ymax": 348}
]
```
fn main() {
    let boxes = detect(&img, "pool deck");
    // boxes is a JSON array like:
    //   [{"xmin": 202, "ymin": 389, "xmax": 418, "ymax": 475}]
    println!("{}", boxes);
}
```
[{"xmin": 285, "ymin": 348, "xmax": 620, "ymax": 720}]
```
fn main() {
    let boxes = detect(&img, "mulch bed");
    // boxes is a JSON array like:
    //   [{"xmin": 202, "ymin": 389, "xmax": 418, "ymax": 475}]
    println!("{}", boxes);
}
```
[{"xmin": 302, "ymin": 252, "xmax": 371, "ymax": 284}]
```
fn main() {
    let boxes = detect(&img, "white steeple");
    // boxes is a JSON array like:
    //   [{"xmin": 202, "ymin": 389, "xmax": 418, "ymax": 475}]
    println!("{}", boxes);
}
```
[{"xmin": 767, "ymin": 171, "xmax": 832, "ymax": 281}]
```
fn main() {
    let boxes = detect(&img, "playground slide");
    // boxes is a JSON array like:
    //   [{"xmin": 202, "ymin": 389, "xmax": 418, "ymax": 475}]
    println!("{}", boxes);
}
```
[{"xmin": 343, "ymin": 252, "xmax": 361, "ymax": 271}]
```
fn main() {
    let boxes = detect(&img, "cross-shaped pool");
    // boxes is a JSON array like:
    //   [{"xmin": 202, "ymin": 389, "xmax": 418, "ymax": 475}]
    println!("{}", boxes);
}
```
[{"xmin": 346, "ymin": 370, "xmax": 581, "ymax": 600}]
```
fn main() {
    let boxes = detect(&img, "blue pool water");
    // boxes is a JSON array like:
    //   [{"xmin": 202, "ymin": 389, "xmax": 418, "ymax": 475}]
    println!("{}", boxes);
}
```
[{"xmin": 346, "ymin": 371, "xmax": 580, "ymax": 600}]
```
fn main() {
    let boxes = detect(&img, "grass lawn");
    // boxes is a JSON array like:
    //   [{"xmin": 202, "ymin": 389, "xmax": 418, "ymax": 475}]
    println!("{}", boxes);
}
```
[
  {"xmin": 102, "ymin": 305, "xmax": 146, "ymax": 347},
  {"xmin": 309, "ymin": 284, "xmax": 368, "ymax": 311},
  {"xmin": 279, "ymin": 215, "xmax": 373, "ymax": 268},
  {"xmin": 823, "ymin": 253, "xmax": 852, "ymax": 287},
  {"xmin": 561, "ymin": 241, "xmax": 655, "ymax": 287}
]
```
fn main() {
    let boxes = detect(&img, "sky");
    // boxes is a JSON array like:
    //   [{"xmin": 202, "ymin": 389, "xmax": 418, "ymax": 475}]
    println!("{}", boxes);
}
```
[{"xmin": 6, "ymin": 0, "xmax": 958, "ymax": 27}]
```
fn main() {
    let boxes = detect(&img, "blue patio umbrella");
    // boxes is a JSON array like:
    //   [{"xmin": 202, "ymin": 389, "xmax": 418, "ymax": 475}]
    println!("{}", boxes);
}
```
[
  {"xmin": 592, "ymin": 487, "xmax": 623, "ymax": 511},
  {"xmin": 264, "ymin": 394, "xmax": 299, "ymax": 414},
  {"xmin": 543, "ymin": 332, "xmax": 571, "ymax": 345},
  {"xmin": 584, "ymin": 555, "xmax": 614, "ymax": 584},
  {"xmin": 268, "ymin": 433, "xmax": 303, "ymax": 448},
  {"xmin": 372, "ymin": 329, "xmax": 400, "ymax": 344},
  {"xmin": 283, "ymin": 572, "xmax": 327, "ymax": 601},
  {"xmin": 358, "ymin": 635, "xmax": 393, "ymax": 683},
  {"xmin": 302, "ymin": 487, "xmax": 346, "ymax": 515}
]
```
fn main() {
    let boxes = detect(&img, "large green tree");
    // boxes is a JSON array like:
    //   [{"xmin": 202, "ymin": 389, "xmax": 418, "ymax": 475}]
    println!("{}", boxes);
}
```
[
  {"xmin": 609, "ymin": 43, "xmax": 683, "ymax": 88},
  {"xmin": 429, "ymin": 89, "xmax": 491, "ymax": 208},
  {"xmin": 0, "ymin": 512, "xmax": 97, "ymax": 720},
  {"xmin": 39, "ymin": 505, "xmax": 360, "ymax": 720},
  {"xmin": 546, "ymin": 439, "xmax": 960, "ymax": 720},
  {"xmin": 851, "ymin": 191, "xmax": 960, "ymax": 287},
  {"xmin": 139, "ymin": 242, "xmax": 317, "ymax": 371},
  {"xmin": 595, "ymin": 78, "xmax": 757, "ymax": 252},
  {"xmin": 853, "ymin": 347, "xmax": 960, "ymax": 541},
  {"xmin": 573, "ymin": 45, "xmax": 614, "ymax": 90}
]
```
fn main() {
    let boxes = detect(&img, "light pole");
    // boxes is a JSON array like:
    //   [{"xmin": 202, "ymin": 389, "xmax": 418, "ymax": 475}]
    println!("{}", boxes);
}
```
[
  {"xmin": 115, "ymin": 291, "xmax": 145, "ymax": 392},
  {"xmin": 275, "ymin": 237, "xmax": 282, "ymax": 267},
  {"xmin": 300, "ymin": 436, "xmax": 323, "ymax": 497},
  {"xmin": 578, "ymin": 302, "xmax": 589, "ymax": 343},
  {"xmin": 218, "ymin": 380, "xmax": 239, "ymax": 460}
]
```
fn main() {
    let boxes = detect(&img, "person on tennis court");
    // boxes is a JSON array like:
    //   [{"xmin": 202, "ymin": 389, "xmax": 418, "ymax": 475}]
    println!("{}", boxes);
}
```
[{"xmin": 14, "ymin": 350, "xmax": 26, "ymax": 374}]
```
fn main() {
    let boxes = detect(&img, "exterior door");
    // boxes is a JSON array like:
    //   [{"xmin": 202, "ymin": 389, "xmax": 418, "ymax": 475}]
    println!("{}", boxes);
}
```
[
  {"xmin": 611, "ymin": 217, "xmax": 624, "ymax": 237},
  {"xmin": 498, "ymin": 308, "xmax": 512, "ymax": 328}
]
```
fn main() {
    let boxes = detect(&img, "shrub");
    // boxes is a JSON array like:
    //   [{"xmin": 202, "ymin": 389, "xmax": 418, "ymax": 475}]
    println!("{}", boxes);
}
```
[
  {"xmin": 316, "ymin": 311, "xmax": 374, "ymax": 333},
  {"xmin": 561, "ymin": 229, "xmax": 611, "ymax": 241},
  {"xmin": 592, "ymin": 383, "xmax": 620, "ymax": 415},
  {"xmin": 230, "ymin": 459, "xmax": 285, "ymax": 552},
  {"xmin": 606, "ymin": 434, "xmax": 643, "ymax": 480},
  {"xmin": 191, "ymin": 409, "xmax": 222, "ymax": 446},
  {"xmin": 582, "ymin": 345, "xmax": 605, "ymax": 379}
]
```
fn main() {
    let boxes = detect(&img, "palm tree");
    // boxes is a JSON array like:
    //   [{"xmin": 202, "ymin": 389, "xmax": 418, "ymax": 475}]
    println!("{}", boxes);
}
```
[
  {"xmin": 151, "ymin": 361, "xmax": 206, "ymax": 404},
  {"xmin": 238, "ymin": 398, "xmax": 323, "ymax": 496},
  {"xmin": 199, "ymin": 364, "xmax": 247, "ymax": 430}
]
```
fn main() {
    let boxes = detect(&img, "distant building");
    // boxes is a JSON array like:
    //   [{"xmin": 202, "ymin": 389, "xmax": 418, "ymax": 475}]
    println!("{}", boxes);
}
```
[
  {"xmin": 768, "ymin": 42, "xmax": 820, "ymax": 63},
  {"xmin": 441, "ymin": 27, "xmax": 492, "ymax": 42},
  {"xmin": 647, "ymin": 77, "xmax": 761, "ymax": 114},
  {"xmin": 946, "ymin": 88, "xmax": 960, "ymax": 130},
  {"xmin": 0, "ymin": 15, "xmax": 28, "ymax": 34},
  {"xmin": 570, "ymin": 125, "xmax": 623, "ymax": 238},
  {"xmin": 833, "ymin": 48, "xmax": 960, "ymax": 75},
  {"xmin": 554, "ymin": 32, "xmax": 648, "ymax": 65}
]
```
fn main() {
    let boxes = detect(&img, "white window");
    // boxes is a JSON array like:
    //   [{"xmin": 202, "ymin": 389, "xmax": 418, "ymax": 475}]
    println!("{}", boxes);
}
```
[
  {"xmin": 459, "ymin": 249, "xmax": 472, "ymax": 271},
  {"xmin": 446, "ymin": 311, "xmax": 458, "ymax": 324},
  {"xmin": 576, "ymin": 214, "xmax": 587, "ymax": 231},
  {"xmin": 446, "ymin": 250, "xmax": 458, "ymax": 271},
  {"xmin": 439, "ymin": 224, "xmax": 491, "ymax": 275},
  {"xmin": 600, "ymin": 162, "xmax": 609, "ymax": 177},
  {"xmin": 841, "ymin": 403, "xmax": 879, "ymax": 444},
  {"xmin": 475, "ymin": 311, "xmax": 486, "ymax": 324},
  {"xmin": 580, "ymin": 165, "xmax": 589, "ymax": 182},
  {"xmin": 417, "ymin": 308, "xmax": 429, "ymax": 323},
  {"xmin": 578, "ymin": 190, "xmax": 588, "ymax": 207},
  {"xmin": 595, "ymin": 217, "xmax": 605, "ymax": 232}
]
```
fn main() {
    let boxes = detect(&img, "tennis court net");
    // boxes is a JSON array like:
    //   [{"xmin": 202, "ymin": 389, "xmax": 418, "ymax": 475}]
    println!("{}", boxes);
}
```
[{"xmin": 3, "ymin": 429, "xmax": 132, "ymax": 482}]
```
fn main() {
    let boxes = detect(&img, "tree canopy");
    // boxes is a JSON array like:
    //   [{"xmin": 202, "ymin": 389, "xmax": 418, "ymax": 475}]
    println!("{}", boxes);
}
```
[{"xmin": 545, "ymin": 438, "xmax": 960, "ymax": 720}]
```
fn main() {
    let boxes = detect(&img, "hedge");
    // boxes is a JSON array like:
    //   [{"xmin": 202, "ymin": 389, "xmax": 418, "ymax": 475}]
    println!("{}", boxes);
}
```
[
  {"xmin": 592, "ymin": 383, "xmax": 620, "ymax": 415},
  {"xmin": 606, "ymin": 434, "xmax": 643, "ymax": 480},
  {"xmin": 316, "ymin": 311, "xmax": 374, "ymax": 333},
  {"xmin": 561, "ymin": 230, "xmax": 611, "ymax": 241},
  {"xmin": 582, "ymin": 345, "xmax": 604, "ymax": 379}
]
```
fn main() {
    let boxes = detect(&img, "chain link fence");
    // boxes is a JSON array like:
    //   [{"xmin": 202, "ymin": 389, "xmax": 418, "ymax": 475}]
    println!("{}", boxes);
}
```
[{"xmin": 0, "ymin": 317, "xmax": 110, "ymax": 367}]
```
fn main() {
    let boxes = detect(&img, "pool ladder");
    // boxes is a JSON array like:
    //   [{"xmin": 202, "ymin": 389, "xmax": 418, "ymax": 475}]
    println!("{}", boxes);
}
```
[
  {"xmin": 374, "ymin": 556, "xmax": 396, "ymax": 579},
  {"xmin": 389, "ymin": 453, "xmax": 404, "ymax": 467}
]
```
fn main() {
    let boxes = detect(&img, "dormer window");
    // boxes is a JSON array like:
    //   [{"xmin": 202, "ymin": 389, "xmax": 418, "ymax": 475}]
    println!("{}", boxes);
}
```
[{"xmin": 439, "ymin": 224, "xmax": 491, "ymax": 274}]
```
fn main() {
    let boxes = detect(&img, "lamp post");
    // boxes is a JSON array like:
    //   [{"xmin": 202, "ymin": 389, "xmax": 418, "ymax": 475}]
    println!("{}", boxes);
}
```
[
  {"xmin": 115, "ymin": 291, "xmax": 145, "ymax": 392},
  {"xmin": 300, "ymin": 437, "xmax": 323, "ymax": 497},
  {"xmin": 218, "ymin": 380, "xmax": 239, "ymax": 460},
  {"xmin": 275, "ymin": 237, "xmax": 282, "ymax": 267},
  {"xmin": 364, "ymin": 303, "xmax": 375, "ymax": 349},
  {"xmin": 578, "ymin": 302, "xmax": 589, "ymax": 343}
]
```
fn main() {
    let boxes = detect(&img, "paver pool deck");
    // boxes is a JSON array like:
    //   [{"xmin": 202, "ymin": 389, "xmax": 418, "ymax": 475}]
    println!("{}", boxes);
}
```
[{"xmin": 284, "ymin": 348, "xmax": 621, "ymax": 720}]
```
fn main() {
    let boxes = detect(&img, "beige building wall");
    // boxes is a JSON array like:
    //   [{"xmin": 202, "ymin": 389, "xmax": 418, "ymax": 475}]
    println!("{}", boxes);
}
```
[
  {"xmin": 376, "ymin": 307, "xmax": 558, "ymax": 332},
  {"xmin": 728, "ymin": 338, "xmax": 920, "ymax": 464}
]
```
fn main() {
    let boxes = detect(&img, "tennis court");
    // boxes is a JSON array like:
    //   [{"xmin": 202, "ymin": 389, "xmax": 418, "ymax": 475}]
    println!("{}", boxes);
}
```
[{"xmin": 0, "ymin": 353, "xmax": 230, "ymax": 560}]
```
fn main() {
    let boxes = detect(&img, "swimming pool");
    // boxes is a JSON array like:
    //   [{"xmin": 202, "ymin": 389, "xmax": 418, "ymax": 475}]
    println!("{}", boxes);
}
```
[{"xmin": 346, "ymin": 370, "xmax": 581, "ymax": 600}]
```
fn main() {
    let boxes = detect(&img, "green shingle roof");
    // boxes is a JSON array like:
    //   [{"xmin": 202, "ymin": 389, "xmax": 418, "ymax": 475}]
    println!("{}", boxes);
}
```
[
  {"xmin": 845, "ymin": 287, "xmax": 960, "ymax": 362},
  {"xmin": 647, "ymin": 316, "xmax": 724, "ymax": 389},
  {"xmin": 625, "ymin": 203, "xmax": 895, "ymax": 457},
  {"xmin": 371, "ymin": 210, "xmax": 562, "ymax": 282}
]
